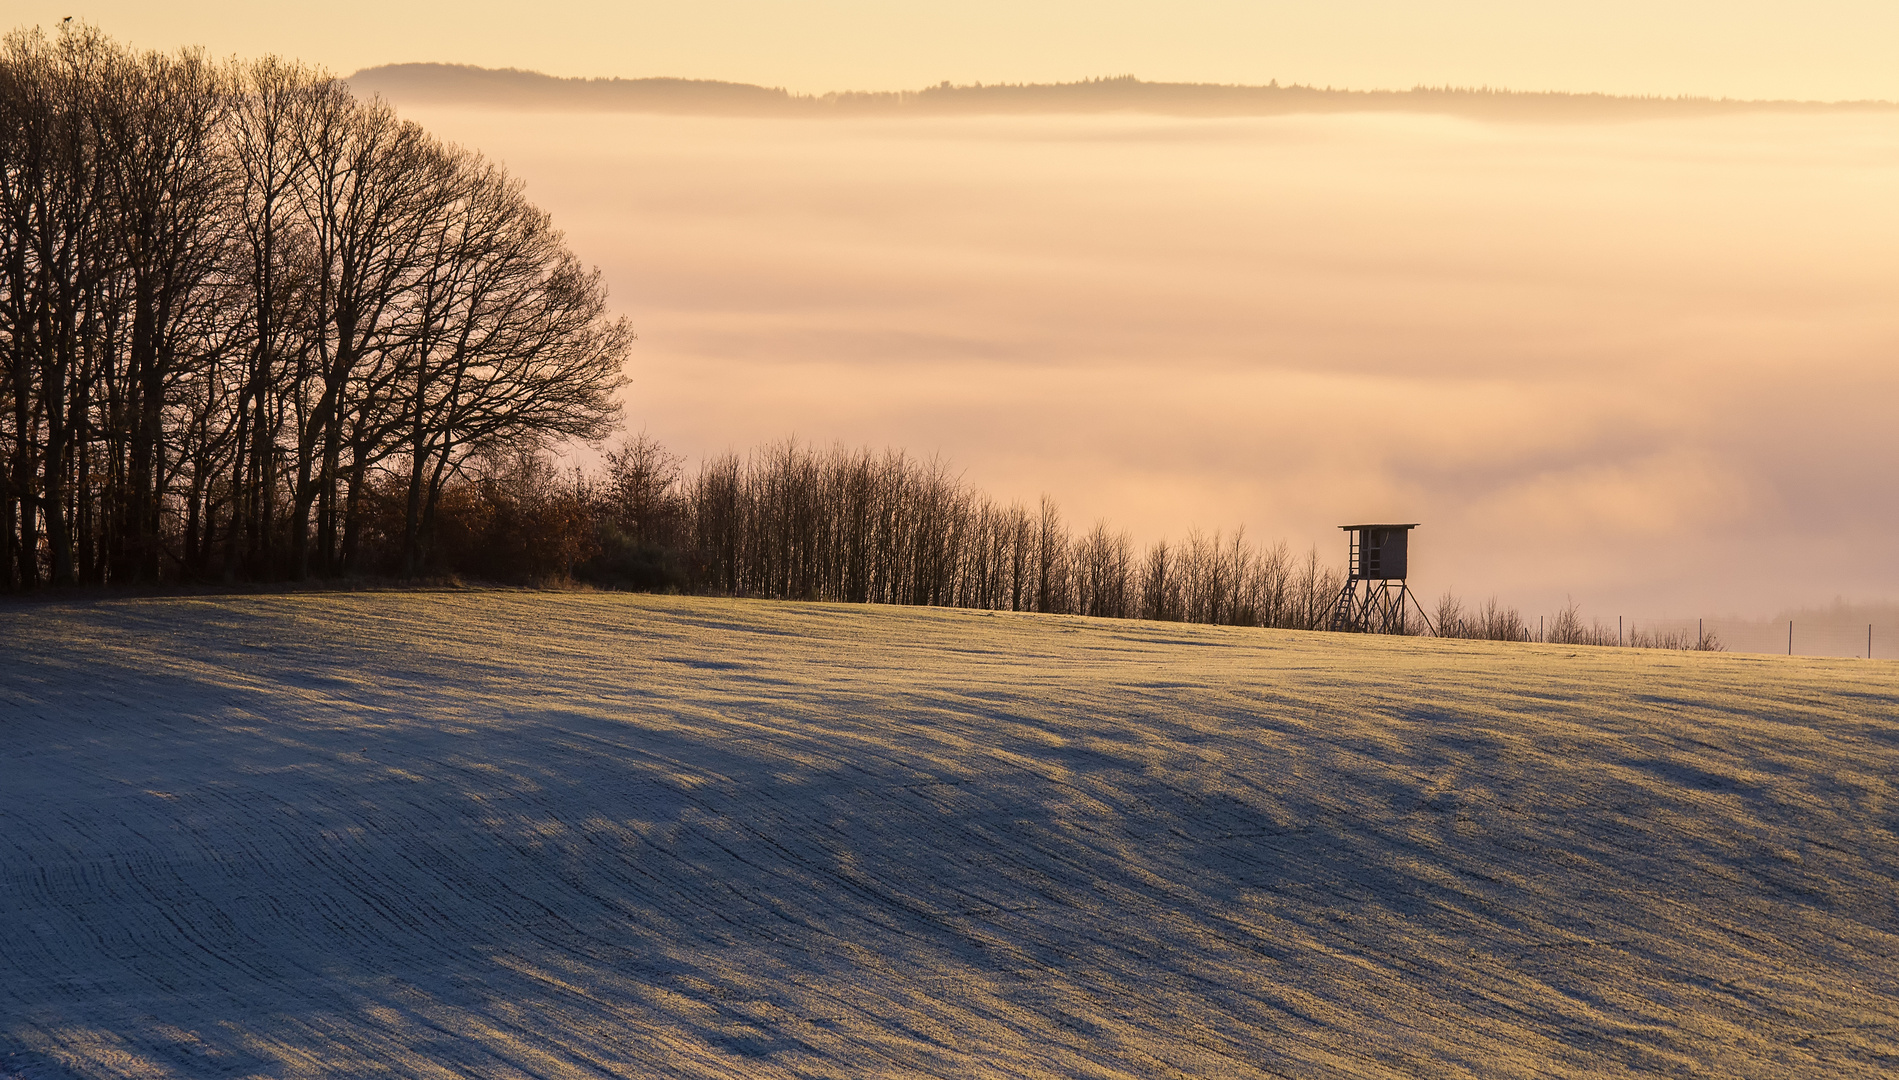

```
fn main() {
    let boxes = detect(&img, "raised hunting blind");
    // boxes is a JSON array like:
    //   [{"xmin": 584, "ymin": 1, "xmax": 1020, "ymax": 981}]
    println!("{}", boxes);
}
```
[{"xmin": 1331, "ymin": 523, "xmax": 1430, "ymax": 634}]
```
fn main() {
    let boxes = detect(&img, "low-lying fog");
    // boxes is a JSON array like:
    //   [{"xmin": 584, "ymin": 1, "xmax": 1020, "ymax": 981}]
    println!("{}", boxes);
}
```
[{"xmin": 395, "ymin": 104, "xmax": 1899, "ymax": 620}]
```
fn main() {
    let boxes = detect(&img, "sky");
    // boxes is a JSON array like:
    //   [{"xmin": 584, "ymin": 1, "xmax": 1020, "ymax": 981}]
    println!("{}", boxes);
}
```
[{"xmin": 18, "ymin": 2, "xmax": 1899, "ymax": 102}]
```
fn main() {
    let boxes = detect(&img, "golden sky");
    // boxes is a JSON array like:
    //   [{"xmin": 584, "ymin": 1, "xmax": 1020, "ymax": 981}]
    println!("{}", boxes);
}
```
[{"xmin": 24, "ymin": 1, "xmax": 1899, "ymax": 100}]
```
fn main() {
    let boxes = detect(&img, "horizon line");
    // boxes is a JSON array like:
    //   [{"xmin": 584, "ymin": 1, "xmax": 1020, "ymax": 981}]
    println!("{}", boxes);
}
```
[{"xmin": 344, "ymin": 63, "xmax": 1899, "ymax": 118}]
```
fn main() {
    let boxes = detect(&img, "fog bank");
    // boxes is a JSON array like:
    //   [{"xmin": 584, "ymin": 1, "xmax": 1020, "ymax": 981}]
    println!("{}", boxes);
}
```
[{"xmin": 394, "ymin": 105, "xmax": 1899, "ymax": 618}]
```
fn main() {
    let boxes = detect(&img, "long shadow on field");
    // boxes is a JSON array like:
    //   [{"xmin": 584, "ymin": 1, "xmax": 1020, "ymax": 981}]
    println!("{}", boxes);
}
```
[{"xmin": 3, "ymin": 599, "xmax": 1898, "ymax": 1078}]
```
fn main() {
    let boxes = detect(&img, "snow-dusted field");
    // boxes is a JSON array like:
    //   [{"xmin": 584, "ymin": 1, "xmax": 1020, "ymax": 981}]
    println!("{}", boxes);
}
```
[{"xmin": 3, "ymin": 592, "xmax": 1896, "ymax": 1078}]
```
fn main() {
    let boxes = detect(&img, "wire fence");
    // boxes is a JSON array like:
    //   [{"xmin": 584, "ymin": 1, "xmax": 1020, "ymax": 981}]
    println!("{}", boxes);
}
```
[{"xmin": 1517, "ymin": 614, "xmax": 1890, "ymax": 659}]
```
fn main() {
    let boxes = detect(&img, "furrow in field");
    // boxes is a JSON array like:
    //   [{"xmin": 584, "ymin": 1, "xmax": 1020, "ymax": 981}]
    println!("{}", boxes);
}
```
[{"xmin": 4, "ymin": 592, "xmax": 1897, "ymax": 1078}]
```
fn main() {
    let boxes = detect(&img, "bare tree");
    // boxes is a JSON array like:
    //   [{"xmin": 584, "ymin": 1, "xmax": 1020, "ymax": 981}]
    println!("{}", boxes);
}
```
[
  {"xmin": 92, "ymin": 43, "xmax": 233, "ymax": 581},
  {"xmin": 0, "ymin": 24, "xmax": 628, "ymax": 588},
  {"xmin": 0, "ymin": 26, "xmax": 117, "ymax": 586}
]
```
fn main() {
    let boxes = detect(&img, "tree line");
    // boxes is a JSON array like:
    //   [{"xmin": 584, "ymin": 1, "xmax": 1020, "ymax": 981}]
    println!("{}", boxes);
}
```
[
  {"xmin": 468, "ymin": 434, "xmax": 1720, "ymax": 647},
  {"xmin": 0, "ymin": 24, "xmax": 629, "ymax": 589},
  {"xmin": 1430, "ymin": 591, "xmax": 1722, "ymax": 649},
  {"xmin": 567, "ymin": 435, "xmax": 1349, "ymax": 628}
]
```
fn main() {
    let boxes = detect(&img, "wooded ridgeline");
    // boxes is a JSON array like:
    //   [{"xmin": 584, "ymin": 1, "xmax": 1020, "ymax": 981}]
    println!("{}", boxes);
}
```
[{"xmin": 0, "ymin": 25, "xmax": 629, "ymax": 589}]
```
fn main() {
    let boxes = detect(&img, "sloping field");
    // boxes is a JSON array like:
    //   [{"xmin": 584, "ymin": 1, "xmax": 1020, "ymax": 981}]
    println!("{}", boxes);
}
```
[{"xmin": 3, "ymin": 592, "xmax": 1896, "ymax": 1079}]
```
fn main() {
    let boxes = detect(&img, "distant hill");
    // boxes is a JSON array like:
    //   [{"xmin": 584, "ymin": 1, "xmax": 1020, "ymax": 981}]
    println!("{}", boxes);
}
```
[
  {"xmin": 347, "ymin": 64, "xmax": 795, "ymax": 115},
  {"xmin": 348, "ymin": 64, "xmax": 1899, "ymax": 121}
]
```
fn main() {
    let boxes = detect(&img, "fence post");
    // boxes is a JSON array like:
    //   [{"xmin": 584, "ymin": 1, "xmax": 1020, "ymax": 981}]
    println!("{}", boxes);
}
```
[{"xmin": 1788, "ymin": 620, "xmax": 1793, "ymax": 656}]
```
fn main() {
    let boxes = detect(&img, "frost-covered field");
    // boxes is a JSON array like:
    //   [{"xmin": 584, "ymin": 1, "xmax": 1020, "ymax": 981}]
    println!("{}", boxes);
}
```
[{"xmin": 3, "ymin": 592, "xmax": 1897, "ymax": 1079}]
